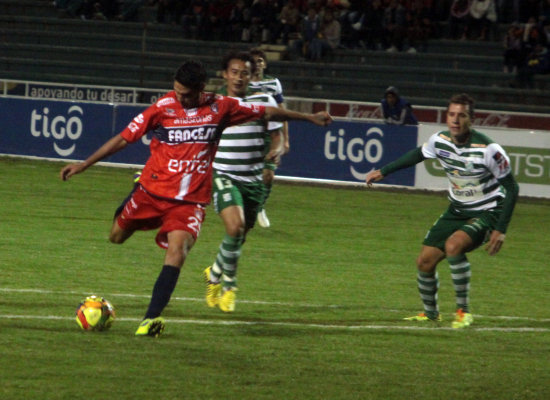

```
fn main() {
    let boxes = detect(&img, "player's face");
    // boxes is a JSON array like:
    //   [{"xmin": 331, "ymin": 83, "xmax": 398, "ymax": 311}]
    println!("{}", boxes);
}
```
[
  {"xmin": 173, "ymin": 81, "xmax": 202, "ymax": 109},
  {"xmin": 446, "ymin": 103, "xmax": 472, "ymax": 143},
  {"xmin": 223, "ymin": 59, "xmax": 252, "ymax": 98},
  {"xmin": 252, "ymin": 56, "xmax": 266, "ymax": 76}
]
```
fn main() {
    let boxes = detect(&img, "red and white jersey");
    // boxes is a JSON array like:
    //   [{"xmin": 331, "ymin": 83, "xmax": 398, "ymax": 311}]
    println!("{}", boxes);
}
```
[{"xmin": 120, "ymin": 91, "xmax": 265, "ymax": 203}]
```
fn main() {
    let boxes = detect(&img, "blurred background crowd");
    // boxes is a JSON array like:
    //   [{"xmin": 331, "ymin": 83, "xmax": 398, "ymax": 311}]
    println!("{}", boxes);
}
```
[{"xmin": 54, "ymin": 0, "xmax": 550, "ymax": 85}]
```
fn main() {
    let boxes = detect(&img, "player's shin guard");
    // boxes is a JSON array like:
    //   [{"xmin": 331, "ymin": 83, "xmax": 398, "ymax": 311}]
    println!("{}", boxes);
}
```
[
  {"xmin": 216, "ymin": 234, "xmax": 243, "ymax": 290},
  {"xmin": 448, "ymin": 254, "xmax": 471, "ymax": 313},
  {"xmin": 144, "ymin": 265, "xmax": 181, "ymax": 319},
  {"xmin": 417, "ymin": 271, "xmax": 439, "ymax": 319}
]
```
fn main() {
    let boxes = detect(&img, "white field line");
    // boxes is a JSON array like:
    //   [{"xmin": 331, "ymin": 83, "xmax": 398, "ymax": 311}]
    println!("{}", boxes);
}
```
[
  {"xmin": 1, "ymin": 287, "xmax": 549, "ymax": 325},
  {"xmin": 1, "ymin": 314, "xmax": 549, "ymax": 333},
  {"xmin": 0, "ymin": 287, "xmax": 339, "ymax": 308}
]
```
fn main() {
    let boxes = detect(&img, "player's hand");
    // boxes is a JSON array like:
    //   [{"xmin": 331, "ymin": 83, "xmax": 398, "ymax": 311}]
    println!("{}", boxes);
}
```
[
  {"xmin": 485, "ymin": 230, "xmax": 506, "ymax": 256},
  {"xmin": 311, "ymin": 111, "xmax": 332, "ymax": 126},
  {"xmin": 283, "ymin": 140, "xmax": 290, "ymax": 154},
  {"xmin": 265, "ymin": 147, "xmax": 282, "ymax": 165},
  {"xmin": 60, "ymin": 163, "xmax": 85, "ymax": 181},
  {"xmin": 365, "ymin": 169, "xmax": 384, "ymax": 186}
]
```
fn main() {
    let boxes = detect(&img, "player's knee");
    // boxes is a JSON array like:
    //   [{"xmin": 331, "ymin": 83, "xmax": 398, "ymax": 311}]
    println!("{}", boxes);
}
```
[
  {"xmin": 109, "ymin": 232, "xmax": 125, "ymax": 244},
  {"xmin": 416, "ymin": 255, "xmax": 436, "ymax": 273},
  {"xmin": 226, "ymin": 223, "xmax": 245, "ymax": 237},
  {"xmin": 444, "ymin": 239, "xmax": 463, "ymax": 257}
]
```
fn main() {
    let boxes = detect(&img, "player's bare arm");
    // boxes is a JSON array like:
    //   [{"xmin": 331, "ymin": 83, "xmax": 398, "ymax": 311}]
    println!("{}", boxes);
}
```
[
  {"xmin": 60, "ymin": 134, "xmax": 128, "ymax": 181},
  {"xmin": 277, "ymin": 103, "xmax": 290, "ymax": 154},
  {"xmin": 365, "ymin": 169, "xmax": 384, "ymax": 186},
  {"xmin": 264, "ymin": 107, "xmax": 332, "ymax": 126},
  {"xmin": 265, "ymin": 129, "xmax": 284, "ymax": 165}
]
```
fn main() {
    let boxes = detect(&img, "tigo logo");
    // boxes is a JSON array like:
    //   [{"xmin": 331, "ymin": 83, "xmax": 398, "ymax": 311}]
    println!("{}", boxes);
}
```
[{"xmin": 30, "ymin": 105, "xmax": 84, "ymax": 156}]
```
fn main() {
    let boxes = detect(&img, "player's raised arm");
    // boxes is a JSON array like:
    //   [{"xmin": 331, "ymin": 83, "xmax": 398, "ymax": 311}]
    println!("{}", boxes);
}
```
[
  {"xmin": 263, "ymin": 106, "xmax": 332, "ymax": 126},
  {"xmin": 60, "ymin": 134, "xmax": 128, "ymax": 181}
]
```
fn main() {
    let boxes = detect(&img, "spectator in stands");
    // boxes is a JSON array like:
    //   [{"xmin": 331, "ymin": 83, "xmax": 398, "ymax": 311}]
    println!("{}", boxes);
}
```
[
  {"xmin": 503, "ymin": 22, "xmax": 523, "ymax": 73},
  {"xmin": 448, "ymin": 0, "xmax": 471, "ymax": 39},
  {"xmin": 519, "ymin": 0, "xmax": 543, "ymax": 23},
  {"xmin": 229, "ymin": 0, "xmax": 252, "ymax": 42},
  {"xmin": 403, "ymin": 0, "xmax": 436, "ymax": 52},
  {"xmin": 309, "ymin": 8, "xmax": 341, "ymax": 60},
  {"xmin": 204, "ymin": 0, "xmax": 234, "ymax": 40},
  {"xmin": 115, "ymin": 0, "xmax": 148, "ymax": 21},
  {"xmin": 342, "ymin": 0, "xmax": 384, "ymax": 50},
  {"xmin": 291, "ymin": 7, "xmax": 321, "ymax": 60},
  {"xmin": 273, "ymin": 0, "xmax": 301, "ymax": 45},
  {"xmin": 156, "ymin": 0, "xmax": 188, "ymax": 24},
  {"xmin": 466, "ymin": 0, "xmax": 497, "ymax": 40},
  {"xmin": 381, "ymin": 86, "xmax": 418, "ymax": 125},
  {"xmin": 542, "ymin": 0, "xmax": 550, "ymax": 23},
  {"xmin": 249, "ymin": 0, "xmax": 278, "ymax": 43},
  {"xmin": 338, "ymin": 0, "xmax": 363, "ymax": 48},
  {"xmin": 516, "ymin": 43, "xmax": 550, "ymax": 87},
  {"xmin": 181, "ymin": 0, "xmax": 208, "ymax": 39},
  {"xmin": 513, "ymin": 17, "xmax": 550, "ymax": 87},
  {"xmin": 383, "ymin": 0, "xmax": 407, "ymax": 52}
]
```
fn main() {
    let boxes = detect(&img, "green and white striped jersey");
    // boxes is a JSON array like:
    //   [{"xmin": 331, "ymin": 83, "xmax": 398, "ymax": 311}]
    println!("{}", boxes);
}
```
[
  {"xmin": 214, "ymin": 94, "xmax": 283, "ymax": 183},
  {"xmin": 422, "ymin": 129, "xmax": 513, "ymax": 212},
  {"xmin": 249, "ymin": 75, "xmax": 284, "ymax": 104}
]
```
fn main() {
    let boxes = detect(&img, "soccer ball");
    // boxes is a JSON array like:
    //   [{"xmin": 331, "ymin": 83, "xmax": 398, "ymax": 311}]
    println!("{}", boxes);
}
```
[{"xmin": 75, "ymin": 295, "xmax": 115, "ymax": 331}]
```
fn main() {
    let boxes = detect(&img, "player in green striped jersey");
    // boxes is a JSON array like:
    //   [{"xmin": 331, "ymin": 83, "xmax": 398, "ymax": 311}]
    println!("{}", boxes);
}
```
[
  {"xmin": 366, "ymin": 93, "xmax": 519, "ymax": 328},
  {"xmin": 205, "ymin": 51, "xmax": 285, "ymax": 313},
  {"xmin": 249, "ymin": 48, "xmax": 289, "ymax": 228}
]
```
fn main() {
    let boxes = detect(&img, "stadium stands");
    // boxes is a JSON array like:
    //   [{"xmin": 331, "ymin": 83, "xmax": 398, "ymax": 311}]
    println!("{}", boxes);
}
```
[{"xmin": 0, "ymin": 1, "xmax": 549, "ymax": 113}]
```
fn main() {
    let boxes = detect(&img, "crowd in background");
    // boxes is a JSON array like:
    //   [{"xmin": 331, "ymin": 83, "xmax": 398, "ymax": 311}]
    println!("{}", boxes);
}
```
[{"xmin": 54, "ymin": 0, "xmax": 550, "ymax": 81}]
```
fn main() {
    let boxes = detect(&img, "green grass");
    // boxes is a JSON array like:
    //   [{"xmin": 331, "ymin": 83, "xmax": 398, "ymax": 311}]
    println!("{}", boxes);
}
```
[{"xmin": 1, "ymin": 156, "xmax": 549, "ymax": 400}]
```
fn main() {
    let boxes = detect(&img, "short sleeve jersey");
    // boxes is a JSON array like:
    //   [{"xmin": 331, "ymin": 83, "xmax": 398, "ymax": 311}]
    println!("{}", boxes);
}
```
[
  {"xmin": 249, "ymin": 75, "xmax": 284, "ymax": 104},
  {"xmin": 120, "ymin": 91, "xmax": 265, "ymax": 203},
  {"xmin": 213, "ymin": 93, "xmax": 283, "ymax": 183},
  {"xmin": 421, "ymin": 129, "xmax": 513, "ymax": 212}
]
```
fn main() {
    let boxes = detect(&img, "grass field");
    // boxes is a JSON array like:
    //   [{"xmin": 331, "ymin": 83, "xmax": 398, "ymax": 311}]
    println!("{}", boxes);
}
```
[{"xmin": 1, "ymin": 156, "xmax": 549, "ymax": 400}]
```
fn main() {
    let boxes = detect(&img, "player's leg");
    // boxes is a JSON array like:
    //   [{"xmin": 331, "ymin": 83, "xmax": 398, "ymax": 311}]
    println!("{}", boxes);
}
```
[
  {"xmin": 208, "ymin": 175, "xmax": 245, "ymax": 311},
  {"xmin": 445, "ymin": 230, "xmax": 475, "ymax": 315},
  {"xmin": 257, "ymin": 168, "xmax": 274, "ymax": 228},
  {"xmin": 143, "ymin": 230, "xmax": 194, "ymax": 317},
  {"xmin": 136, "ymin": 202, "xmax": 204, "ymax": 337},
  {"xmin": 406, "ymin": 245, "xmax": 445, "ymax": 321},
  {"xmin": 109, "ymin": 220, "xmax": 136, "ymax": 244},
  {"xmin": 406, "ymin": 208, "xmax": 459, "ymax": 322},
  {"xmin": 445, "ymin": 212, "xmax": 496, "ymax": 328}
]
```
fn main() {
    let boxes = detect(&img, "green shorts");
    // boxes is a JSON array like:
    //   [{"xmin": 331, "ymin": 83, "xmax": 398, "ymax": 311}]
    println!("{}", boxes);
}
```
[
  {"xmin": 423, "ymin": 206, "xmax": 501, "ymax": 251},
  {"xmin": 212, "ymin": 172, "xmax": 265, "ymax": 230}
]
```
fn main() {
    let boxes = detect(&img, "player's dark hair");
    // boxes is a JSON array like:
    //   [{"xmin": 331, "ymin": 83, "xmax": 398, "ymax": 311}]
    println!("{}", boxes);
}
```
[
  {"xmin": 174, "ymin": 61, "xmax": 207, "ymax": 91},
  {"xmin": 250, "ymin": 47, "xmax": 267, "ymax": 61},
  {"xmin": 221, "ymin": 51, "xmax": 257, "ymax": 75},
  {"xmin": 448, "ymin": 93, "xmax": 475, "ymax": 119}
]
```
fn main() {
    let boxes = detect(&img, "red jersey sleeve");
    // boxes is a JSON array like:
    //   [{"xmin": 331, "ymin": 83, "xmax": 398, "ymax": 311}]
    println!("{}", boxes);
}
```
[{"xmin": 219, "ymin": 95, "xmax": 266, "ymax": 127}]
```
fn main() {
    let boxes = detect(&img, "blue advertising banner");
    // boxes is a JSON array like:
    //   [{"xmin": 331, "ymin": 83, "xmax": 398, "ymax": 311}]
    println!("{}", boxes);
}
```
[
  {"xmin": 278, "ymin": 121, "xmax": 418, "ymax": 186},
  {"xmin": 0, "ymin": 97, "xmax": 114, "ymax": 160},
  {"xmin": 0, "ymin": 97, "xmax": 419, "ymax": 187}
]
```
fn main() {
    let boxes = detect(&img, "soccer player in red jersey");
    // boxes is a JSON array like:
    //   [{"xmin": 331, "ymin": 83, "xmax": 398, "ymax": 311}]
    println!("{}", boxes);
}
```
[{"xmin": 60, "ymin": 60, "xmax": 332, "ymax": 337}]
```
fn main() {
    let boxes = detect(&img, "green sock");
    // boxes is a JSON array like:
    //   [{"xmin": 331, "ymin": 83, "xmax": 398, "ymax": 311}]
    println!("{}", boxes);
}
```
[
  {"xmin": 213, "ymin": 234, "xmax": 243, "ymax": 290},
  {"xmin": 448, "ymin": 254, "xmax": 471, "ymax": 313},
  {"xmin": 417, "ymin": 270, "xmax": 439, "ymax": 319}
]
